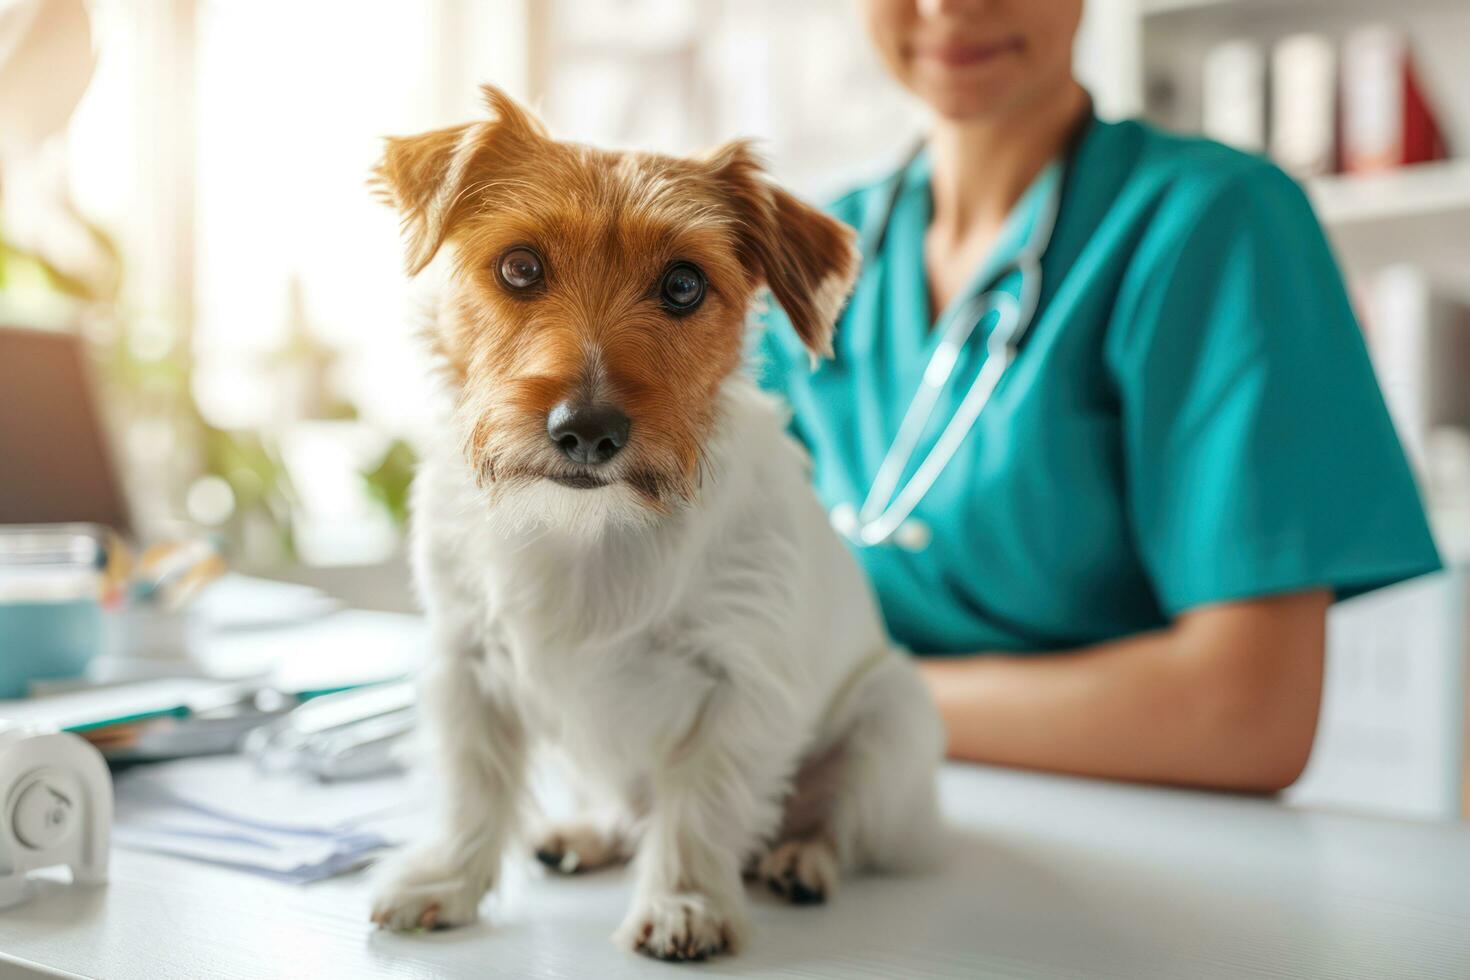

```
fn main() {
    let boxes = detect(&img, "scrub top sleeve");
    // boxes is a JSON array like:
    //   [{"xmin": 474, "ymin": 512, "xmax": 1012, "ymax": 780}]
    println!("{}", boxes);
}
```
[{"xmin": 1106, "ymin": 163, "xmax": 1441, "ymax": 616}]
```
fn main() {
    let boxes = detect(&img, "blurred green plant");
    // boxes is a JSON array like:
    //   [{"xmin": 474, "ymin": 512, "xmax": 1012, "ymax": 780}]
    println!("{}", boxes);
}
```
[
  {"xmin": 363, "ymin": 438, "xmax": 418, "ymax": 530},
  {"xmin": 0, "ymin": 236, "xmax": 92, "ymax": 298},
  {"xmin": 199, "ymin": 419, "xmax": 301, "ymax": 562}
]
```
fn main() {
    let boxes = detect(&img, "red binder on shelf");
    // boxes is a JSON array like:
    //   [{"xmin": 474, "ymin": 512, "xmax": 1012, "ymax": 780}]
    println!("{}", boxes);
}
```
[{"xmin": 1342, "ymin": 24, "xmax": 1450, "ymax": 174}]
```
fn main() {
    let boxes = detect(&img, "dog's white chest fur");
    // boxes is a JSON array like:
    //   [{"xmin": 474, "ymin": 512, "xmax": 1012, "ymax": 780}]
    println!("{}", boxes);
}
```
[{"xmin": 417, "ymin": 380, "xmax": 876, "ymax": 773}]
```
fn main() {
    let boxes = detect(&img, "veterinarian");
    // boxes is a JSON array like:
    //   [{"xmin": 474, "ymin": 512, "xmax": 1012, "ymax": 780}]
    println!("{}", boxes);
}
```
[{"xmin": 755, "ymin": 0, "xmax": 1441, "ymax": 792}]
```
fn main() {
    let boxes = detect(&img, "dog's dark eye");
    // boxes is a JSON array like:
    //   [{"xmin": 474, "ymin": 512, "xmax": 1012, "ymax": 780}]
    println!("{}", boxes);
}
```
[
  {"xmin": 659, "ymin": 262, "xmax": 706, "ymax": 315},
  {"xmin": 497, "ymin": 247, "xmax": 544, "ymax": 290}
]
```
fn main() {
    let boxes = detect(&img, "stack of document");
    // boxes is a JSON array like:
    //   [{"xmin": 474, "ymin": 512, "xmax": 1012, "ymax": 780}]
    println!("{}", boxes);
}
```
[{"xmin": 111, "ymin": 756, "xmax": 420, "ymax": 883}]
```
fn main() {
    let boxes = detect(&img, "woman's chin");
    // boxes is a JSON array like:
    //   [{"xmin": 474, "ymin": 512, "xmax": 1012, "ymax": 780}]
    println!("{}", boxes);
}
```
[
  {"xmin": 909, "ymin": 69, "xmax": 1028, "ymax": 123},
  {"xmin": 915, "ymin": 73, "xmax": 1080, "ymax": 128},
  {"xmin": 920, "ymin": 88, "xmax": 1023, "ymax": 125}
]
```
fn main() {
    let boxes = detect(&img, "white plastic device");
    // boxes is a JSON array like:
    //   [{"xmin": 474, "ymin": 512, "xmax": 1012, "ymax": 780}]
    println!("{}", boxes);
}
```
[{"xmin": 0, "ymin": 723, "xmax": 111, "ymax": 909}]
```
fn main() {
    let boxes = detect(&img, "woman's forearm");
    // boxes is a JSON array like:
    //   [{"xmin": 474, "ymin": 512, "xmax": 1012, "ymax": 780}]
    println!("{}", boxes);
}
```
[{"xmin": 916, "ymin": 590, "xmax": 1331, "ymax": 792}]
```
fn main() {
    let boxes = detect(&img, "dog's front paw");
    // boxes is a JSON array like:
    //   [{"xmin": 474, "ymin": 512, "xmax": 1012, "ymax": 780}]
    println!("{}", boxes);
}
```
[
  {"xmin": 759, "ymin": 838, "xmax": 838, "ymax": 905},
  {"xmin": 615, "ymin": 893, "xmax": 747, "ymax": 962},
  {"xmin": 369, "ymin": 847, "xmax": 490, "ymax": 932}
]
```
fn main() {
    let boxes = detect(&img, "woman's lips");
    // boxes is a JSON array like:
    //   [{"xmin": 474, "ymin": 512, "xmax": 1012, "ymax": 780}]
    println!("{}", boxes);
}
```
[{"xmin": 917, "ymin": 37, "xmax": 1025, "ymax": 69}]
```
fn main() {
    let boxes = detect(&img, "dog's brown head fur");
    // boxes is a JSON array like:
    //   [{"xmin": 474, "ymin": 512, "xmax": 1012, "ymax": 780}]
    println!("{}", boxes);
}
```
[{"xmin": 373, "ymin": 86, "xmax": 857, "ymax": 523}]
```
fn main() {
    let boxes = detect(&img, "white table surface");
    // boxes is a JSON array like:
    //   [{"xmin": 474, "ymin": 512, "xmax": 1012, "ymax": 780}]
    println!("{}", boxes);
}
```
[{"xmin": 1, "ymin": 762, "xmax": 1467, "ymax": 980}]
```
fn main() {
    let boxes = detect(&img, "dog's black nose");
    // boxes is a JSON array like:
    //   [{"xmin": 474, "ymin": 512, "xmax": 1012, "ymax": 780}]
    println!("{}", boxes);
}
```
[{"xmin": 547, "ymin": 400, "xmax": 630, "ymax": 465}]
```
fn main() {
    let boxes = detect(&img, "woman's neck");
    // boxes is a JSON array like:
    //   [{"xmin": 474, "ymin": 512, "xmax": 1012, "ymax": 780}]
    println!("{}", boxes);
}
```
[{"xmin": 927, "ymin": 81, "xmax": 1090, "ymax": 245}]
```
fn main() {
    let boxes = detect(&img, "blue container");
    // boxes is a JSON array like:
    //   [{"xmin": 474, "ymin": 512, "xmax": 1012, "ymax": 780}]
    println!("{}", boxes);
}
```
[
  {"xmin": 0, "ymin": 524, "xmax": 110, "ymax": 699},
  {"xmin": 0, "ymin": 598, "xmax": 104, "ymax": 699}
]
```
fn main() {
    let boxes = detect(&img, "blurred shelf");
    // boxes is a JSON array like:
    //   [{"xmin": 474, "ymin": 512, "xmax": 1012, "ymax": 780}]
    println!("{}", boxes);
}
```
[
  {"xmin": 1314, "ymin": 163, "xmax": 1470, "ymax": 281},
  {"xmin": 1308, "ymin": 160, "xmax": 1470, "ymax": 227}
]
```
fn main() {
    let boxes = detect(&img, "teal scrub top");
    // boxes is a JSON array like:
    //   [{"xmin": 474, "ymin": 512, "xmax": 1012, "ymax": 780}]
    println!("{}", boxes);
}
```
[{"xmin": 755, "ymin": 115, "xmax": 1442, "ymax": 656}]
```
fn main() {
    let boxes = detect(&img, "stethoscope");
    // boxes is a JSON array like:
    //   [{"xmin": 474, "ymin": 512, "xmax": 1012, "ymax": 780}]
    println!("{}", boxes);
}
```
[{"xmin": 829, "ymin": 135, "xmax": 1075, "ymax": 552}]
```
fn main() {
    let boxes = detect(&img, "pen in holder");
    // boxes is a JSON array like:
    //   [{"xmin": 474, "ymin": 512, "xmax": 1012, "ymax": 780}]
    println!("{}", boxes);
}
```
[{"xmin": 117, "ymin": 539, "xmax": 226, "ymax": 663}]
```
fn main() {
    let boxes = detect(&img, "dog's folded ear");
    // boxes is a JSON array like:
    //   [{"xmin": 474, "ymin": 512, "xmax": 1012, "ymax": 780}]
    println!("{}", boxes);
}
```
[
  {"xmin": 706, "ymin": 141, "xmax": 860, "ymax": 362},
  {"xmin": 372, "ymin": 85, "xmax": 546, "ymax": 276}
]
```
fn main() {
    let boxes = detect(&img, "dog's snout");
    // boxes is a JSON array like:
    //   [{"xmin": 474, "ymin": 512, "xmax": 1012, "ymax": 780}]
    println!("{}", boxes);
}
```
[{"xmin": 547, "ymin": 400, "xmax": 630, "ymax": 465}]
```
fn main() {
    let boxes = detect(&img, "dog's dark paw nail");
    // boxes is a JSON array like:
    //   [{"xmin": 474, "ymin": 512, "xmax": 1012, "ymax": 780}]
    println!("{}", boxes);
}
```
[
  {"xmin": 760, "ymin": 839, "xmax": 836, "ymax": 908},
  {"xmin": 535, "ymin": 845, "xmax": 581, "ymax": 874},
  {"xmin": 788, "ymin": 880, "xmax": 826, "ymax": 905}
]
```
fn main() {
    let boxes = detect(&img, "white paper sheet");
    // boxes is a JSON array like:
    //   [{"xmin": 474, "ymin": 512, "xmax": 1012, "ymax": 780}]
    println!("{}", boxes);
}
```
[{"xmin": 111, "ymin": 756, "xmax": 422, "ymax": 882}]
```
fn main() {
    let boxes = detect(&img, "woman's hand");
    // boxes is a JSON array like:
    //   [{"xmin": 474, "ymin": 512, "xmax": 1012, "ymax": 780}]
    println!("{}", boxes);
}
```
[{"xmin": 916, "ymin": 589, "xmax": 1330, "ymax": 793}]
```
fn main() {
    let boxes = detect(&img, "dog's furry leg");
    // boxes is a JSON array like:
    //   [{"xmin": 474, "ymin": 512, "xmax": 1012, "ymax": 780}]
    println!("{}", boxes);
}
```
[
  {"xmin": 754, "ymin": 740, "xmax": 847, "ymax": 904},
  {"xmin": 754, "ymin": 658, "xmax": 941, "ymax": 909},
  {"xmin": 370, "ymin": 627, "xmax": 526, "ymax": 931},
  {"xmin": 614, "ymin": 691, "xmax": 795, "ymax": 962},
  {"xmin": 827, "ymin": 657, "xmax": 945, "ymax": 875}
]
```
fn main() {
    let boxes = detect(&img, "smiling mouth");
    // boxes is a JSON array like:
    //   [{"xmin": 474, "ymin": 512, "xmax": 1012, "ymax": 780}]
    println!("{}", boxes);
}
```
[{"xmin": 920, "ymin": 37, "xmax": 1025, "ymax": 69}]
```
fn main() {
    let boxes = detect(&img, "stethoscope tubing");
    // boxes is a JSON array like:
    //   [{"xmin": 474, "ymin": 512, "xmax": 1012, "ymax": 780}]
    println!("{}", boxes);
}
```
[{"xmin": 839, "ymin": 135, "xmax": 1070, "ymax": 549}]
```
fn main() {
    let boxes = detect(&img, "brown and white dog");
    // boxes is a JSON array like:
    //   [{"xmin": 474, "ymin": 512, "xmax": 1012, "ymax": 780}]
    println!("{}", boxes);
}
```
[{"xmin": 368, "ymin": 85, "xmax": 942, "ymax": 962}]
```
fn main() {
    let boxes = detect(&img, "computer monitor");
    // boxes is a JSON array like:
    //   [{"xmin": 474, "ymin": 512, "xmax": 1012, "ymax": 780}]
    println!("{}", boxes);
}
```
[{"xmin": 0, "ymin": 326, "xmax": 132, "ymax": 536}]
